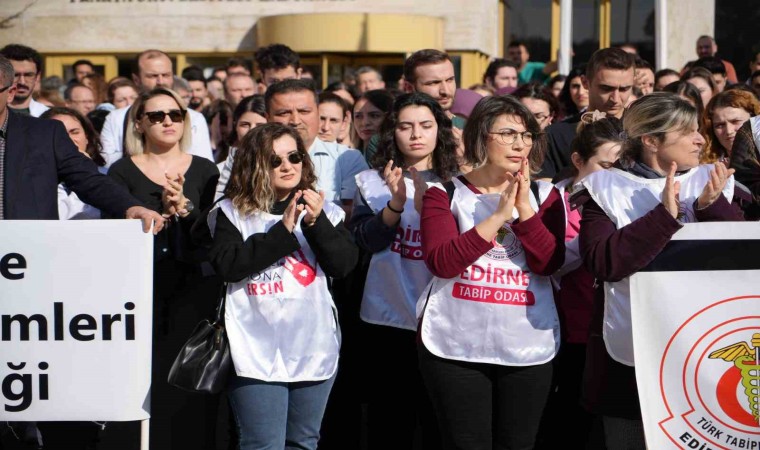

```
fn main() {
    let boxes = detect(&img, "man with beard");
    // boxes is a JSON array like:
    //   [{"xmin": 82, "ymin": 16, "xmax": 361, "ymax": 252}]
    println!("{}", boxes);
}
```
[
  {"xmin": 0, "ymin": 44, "xmax": 49, "ymax": 117},
  {"xmin": 363, "ymin": 49, "xmax": 467, "ymax": 166}
]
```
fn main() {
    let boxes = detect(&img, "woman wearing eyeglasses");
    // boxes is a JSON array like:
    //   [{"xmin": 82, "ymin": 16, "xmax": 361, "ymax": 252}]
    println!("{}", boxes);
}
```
[
  {"xmin": 209, "ymin": 123, "xmax": 358, "ymax": 450},
  {"xmin": 418, "ymin": 95, "xmax": 566, "ymax": 450},
  {"xmin": 107, "ymin": 87, "xmax": 221, "ymax": 449}
]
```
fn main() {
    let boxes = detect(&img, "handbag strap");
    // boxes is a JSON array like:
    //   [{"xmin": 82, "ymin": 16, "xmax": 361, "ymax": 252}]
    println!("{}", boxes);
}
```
[{"xmin": 212, "ymin": 282, "xmax": 227, "ymax": 325}]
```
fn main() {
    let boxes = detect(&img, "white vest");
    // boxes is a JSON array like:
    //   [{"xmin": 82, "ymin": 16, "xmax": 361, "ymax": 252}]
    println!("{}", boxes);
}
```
[
  {"xmin": 219, "ymin": 199, "xmax": 344, "ymax": 382},
  {"xmin": 416, "ymin": 177, "xmax": 560, "ymax": 366},
  {"xmin": 581, "ymin": 165, "xmax": 734, "ymax": 366},
  {"xmin": 355, "ymin": 169, "xmax": 441, "ymax": 331}
]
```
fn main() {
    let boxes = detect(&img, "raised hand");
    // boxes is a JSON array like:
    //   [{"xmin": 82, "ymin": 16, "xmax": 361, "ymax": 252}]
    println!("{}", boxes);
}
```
[
  {"xmin": 697, "ymin": 161, "xmax": 735, "ymax": 209},
  {"xmin": 301, "ymin": 189, "xmax": 325, "ymax": 226},
  {"xmin": 409, "ymin": 167, "xmax": 428, "ymax": 215},
  {"xmin": 661, "ymin": 162, "xmax": 681, "ymax": 219},
  {"xmin": 494, "ymin": 172, "xmax": 519, "ymax": 223},
  {"xmin": 514, "ymin": 157, "xmax": 533, "ymax": 215},
  {"xmin": 282, "ymin": 191, "xmax": 304, "ymax": 233},
  {"xmin": 383, "ymin": 159, "xmax": 406, "ymax": 212},
  {"xmin": 162, "ymin": 172, "xmax": 187, "ymax": 217}
]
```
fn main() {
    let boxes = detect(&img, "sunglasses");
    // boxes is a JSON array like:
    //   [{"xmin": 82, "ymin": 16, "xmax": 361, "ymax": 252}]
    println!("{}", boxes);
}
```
[
  {"xmin": 271, "ymin": 151, "xmax": 304, "ymax": 168},
  {"xmin": 0, "ymin": 84, "xmax": 12, "ymax": 93},
  {"xmin": 144, "ymin": 109, "xmax": 185, "ymax": 124}
]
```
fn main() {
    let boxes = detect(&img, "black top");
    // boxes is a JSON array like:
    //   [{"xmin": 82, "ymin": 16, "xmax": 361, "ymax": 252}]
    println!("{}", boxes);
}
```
[
  {"xmin": 210, "ymin": 193, "xmax": 358, "ymax": 283},
  {"xmin": 4, "ymin": 111, "xmax": 140, "ymax": 219},
  {"xmin": 537, "ymin": 113, "xmax": 582, "ymax": 180},
  {"xmin": 108, "ymin": 155, "xmax": 220, "ymax": 261},
  {"xmin": 349, "ymin": 169, "xmax": 442, "ymax": 253}
]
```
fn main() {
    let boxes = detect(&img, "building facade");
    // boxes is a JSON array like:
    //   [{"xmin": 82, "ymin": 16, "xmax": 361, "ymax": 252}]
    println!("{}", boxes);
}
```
[{"xmin": 0, "ymin": 0, "xmax": 755, "ymax": 88}]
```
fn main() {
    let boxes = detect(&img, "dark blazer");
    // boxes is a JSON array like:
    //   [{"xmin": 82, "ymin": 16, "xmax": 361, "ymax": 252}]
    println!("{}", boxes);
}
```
[{"xmin": 3, "ymin": 111, "xmax": 140, "ymax": 219}]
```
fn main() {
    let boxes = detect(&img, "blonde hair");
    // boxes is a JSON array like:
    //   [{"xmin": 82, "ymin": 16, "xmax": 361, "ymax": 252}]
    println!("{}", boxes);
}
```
[
  {"xmin": 125, "ymin": 87, "xmax": 192, "ymax": 156},
  {"xmin": 619, "ymin": 92, "xmax": 697, "ymax": 164}
]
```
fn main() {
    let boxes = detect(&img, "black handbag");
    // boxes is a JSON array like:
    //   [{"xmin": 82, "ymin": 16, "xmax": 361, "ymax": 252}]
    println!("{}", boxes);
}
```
[{"xmin": 167, "ymin": 283, "xmax": 232, "ymax": 394}]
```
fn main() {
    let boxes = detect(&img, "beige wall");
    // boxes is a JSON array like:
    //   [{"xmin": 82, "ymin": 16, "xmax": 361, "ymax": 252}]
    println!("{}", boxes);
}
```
[
  {"xmin": 0, "ymin": 0, "xmax": 500, "ymax": 56},
  {"xmin": 664, "ymin": 0, "xmax": 714, "ymax": 71}
]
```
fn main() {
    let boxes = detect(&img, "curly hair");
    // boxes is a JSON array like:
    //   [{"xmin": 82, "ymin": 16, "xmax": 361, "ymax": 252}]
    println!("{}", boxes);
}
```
[
  {"xmin": 462, "ymin": 95, "xmax": 546, "ymax": 173},
  {"xmin": 701, "ymin": 89, "xmax": 760, "ymax": 163},
  {"xmin": 224, "ymin": 123, "xmax": 317, "ymax": 215},
  {"xmin": 371, "ymin": 92, "xmax": 460, "ymax": 181}
]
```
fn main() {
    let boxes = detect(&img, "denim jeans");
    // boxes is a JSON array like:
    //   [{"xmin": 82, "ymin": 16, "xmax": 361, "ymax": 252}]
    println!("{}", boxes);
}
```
[{"xmin": 227, "ymin": 372, "xmax": 336, "ymax": 450}]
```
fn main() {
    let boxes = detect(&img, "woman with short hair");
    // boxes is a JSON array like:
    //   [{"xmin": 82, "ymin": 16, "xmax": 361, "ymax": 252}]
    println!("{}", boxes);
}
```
[
  {"xmin": 418, "ymin": 95, "xmax": 566, "ymax": 449},
  {"xmin": 107, "ymin": 76, "xmax": 139, "ymax": 110}
]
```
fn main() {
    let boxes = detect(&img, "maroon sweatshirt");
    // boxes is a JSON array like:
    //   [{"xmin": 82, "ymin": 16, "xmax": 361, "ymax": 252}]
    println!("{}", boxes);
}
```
[{"xmin": 420, "ymin": 176, "xmax": 566, "ymax": 279}]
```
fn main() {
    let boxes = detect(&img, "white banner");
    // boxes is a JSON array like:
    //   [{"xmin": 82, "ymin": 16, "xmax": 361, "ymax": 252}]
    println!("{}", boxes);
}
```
[
  {"xmin": 631, "ymin": 222, "xmax": 760, "ymax": 450},
  {"xmin": 0, "ymin": 221, "xmax": 153, "ymax": 421}
]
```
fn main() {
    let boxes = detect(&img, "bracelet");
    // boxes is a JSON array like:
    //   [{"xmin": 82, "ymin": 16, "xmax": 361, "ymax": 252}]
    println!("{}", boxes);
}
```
[{"xmin": 386, "ymin": 200, "xmax": 404, "ymax": 214}]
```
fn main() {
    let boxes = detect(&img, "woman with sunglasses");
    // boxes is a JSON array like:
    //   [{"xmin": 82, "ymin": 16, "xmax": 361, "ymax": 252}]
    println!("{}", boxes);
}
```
[
  {"xmin": 418, "ymin": 95, "xmax": 566, "ymax": 449},
  {"xmin": 210, "ymin": 123, "xmax": 358, "ymax": 450},
  {"xmin": 107, "ymin": 87, "xmax": 221, "ymax": 449}
]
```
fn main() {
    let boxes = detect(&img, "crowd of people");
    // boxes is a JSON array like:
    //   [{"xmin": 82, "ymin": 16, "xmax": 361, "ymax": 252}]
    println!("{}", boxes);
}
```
[{"xmin": 1, "ymin": 34, "xmax": 759, "ymax": 450}]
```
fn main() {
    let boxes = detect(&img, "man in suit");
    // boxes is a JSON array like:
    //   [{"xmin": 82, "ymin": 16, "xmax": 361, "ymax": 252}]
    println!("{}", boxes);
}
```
[
  {"xmin": 0, "ymin": 56, "xmax": 163, "ymax": 226},
  {"xmin": 0, "ymin": 56, "xmax": 163, "ymax": 449}
]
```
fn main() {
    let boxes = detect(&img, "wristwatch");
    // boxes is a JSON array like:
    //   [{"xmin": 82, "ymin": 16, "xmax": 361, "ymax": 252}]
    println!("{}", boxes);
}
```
[{"xmin": 177, "ymin": 199, "xmax": 195, "ymax": 218}]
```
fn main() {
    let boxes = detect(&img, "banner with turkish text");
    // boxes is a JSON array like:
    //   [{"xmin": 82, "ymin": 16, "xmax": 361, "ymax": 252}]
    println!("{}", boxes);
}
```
[{"xmin": 0, "ymin": 221, "xmax": 153, "ymax": 421}]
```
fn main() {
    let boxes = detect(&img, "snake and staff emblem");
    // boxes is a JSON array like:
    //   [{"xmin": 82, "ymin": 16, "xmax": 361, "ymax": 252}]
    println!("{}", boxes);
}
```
[{"xmin": 708, "ymin": 332, "xmax": 760, "ymax": 425}]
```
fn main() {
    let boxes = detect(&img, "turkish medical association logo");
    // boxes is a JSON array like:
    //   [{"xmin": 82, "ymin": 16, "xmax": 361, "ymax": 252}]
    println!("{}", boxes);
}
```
[
  {"xmin": 485, "ymin": 225, "xmax": 522, "ymax": 261},
  {"xmin": 658, "ymin": 296, "xmax": 759, "ymax": 450}
]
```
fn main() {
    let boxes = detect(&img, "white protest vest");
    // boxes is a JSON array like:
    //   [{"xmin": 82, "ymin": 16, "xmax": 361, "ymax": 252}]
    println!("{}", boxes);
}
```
[
  {"xmin": 416, "ymin": 177, "xmax": 560, "ymax": 366},
  {"xmin": 219, "ymin": 199, "xmax": 344, "ymax": 382},
  {"xmin": 750, "ymin": 115, "xmax": 760, "ymax": 152},
  {"xmin": 355, "ymin": 169, "xmax": 441, "ymax": 331},
  {"xmin": 581, "ymin": 165, "xmax": 734, "ymax": 366}
]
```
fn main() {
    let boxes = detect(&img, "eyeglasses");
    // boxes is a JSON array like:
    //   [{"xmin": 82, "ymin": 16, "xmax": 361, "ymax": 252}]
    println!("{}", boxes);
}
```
[
  {"xmin": 488, "ymin": 129, "xmax": 535, "ymax": 146},
  {"xmin": 271, "ymin": 151, "xmax": 304, "ymax": 168},
  {"xmin": 0, "ymin": 84, "xmax": 12, "ymax": 93},
  {"xmin": 143, "ymin": 109, "xmax": 186, "ymax": 124}
]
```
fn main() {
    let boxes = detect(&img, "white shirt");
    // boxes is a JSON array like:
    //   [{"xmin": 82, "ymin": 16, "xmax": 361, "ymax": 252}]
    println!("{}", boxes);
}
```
[
  {"xmin": 215, "ymin": 138, "xmax": 368, "ymax": 203},
  {"xmin": 29, "ymin": 99, "xmax": 50, "ymax": 118},
  {"xmin": 99, "ymin": 106, "xmax": 213, "ymax": 168}
]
